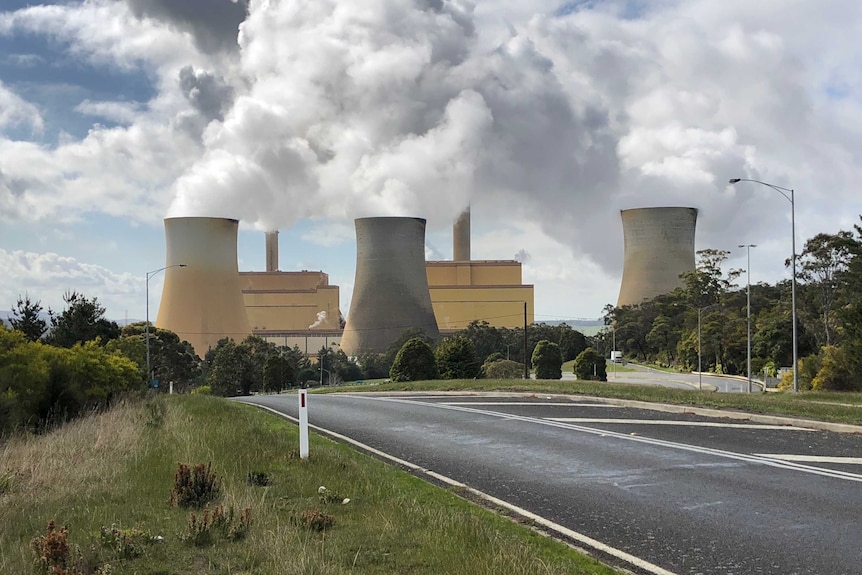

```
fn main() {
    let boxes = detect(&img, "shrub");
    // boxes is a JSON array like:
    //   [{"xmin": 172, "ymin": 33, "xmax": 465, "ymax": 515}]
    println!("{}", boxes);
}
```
[
  {"xmin": 484, "ymin": 359, "xmax": 524, "ymax": 379},
  {"xmin": 31, "ymin": 521, "xmax": 79, "ymax": 575},
  {"xmin": 812, "ymin": 346, "xmax": 858, "ymax": 391},
  {"xmin": 99, "ymin": 524, "xmax": 150, "ymax": 559},
  {"xmin": 182, "ymin": 505, "xmax": 252, "ymax": 546},
  {"xmin": 170, "ymin": 462, "xmax": 221, "ymax": 508},
  {"xmin": 573, "ymin": 347, "xmax": 607, "ymax": 381},
  {"xmin": 531, "ymin": 340, "xmax": 562, "ymax": 380},
  {"xmin": 390, "ymin": 338, "xmax": 438, "ymax": 382},
  {"xmin": 190, "ymin": 385, "xmax": 211, "ymax": 395},
  {"xmin": 296, "ymin": 508, "xmax": 334, "ymax": 532},
  {"xmin": 246, "ymin": 471, "xmax": 270, "ymax": 486}
]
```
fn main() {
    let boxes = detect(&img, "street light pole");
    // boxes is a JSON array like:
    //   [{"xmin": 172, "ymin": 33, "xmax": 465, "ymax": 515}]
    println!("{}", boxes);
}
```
[
  {"xmin": 738, "ymin": 244, "xmax": 756, "ymax": 393},
  {"xmin": 146, "ymin": 264, "xmax": 186, "ymax": 388},
  {"xmin": 697, "ymin": 307, "xmax": 702, "ymax": 391},
  {"xmin": 730, "ymin": 178, "xmax": 798, "ymax": 393}
]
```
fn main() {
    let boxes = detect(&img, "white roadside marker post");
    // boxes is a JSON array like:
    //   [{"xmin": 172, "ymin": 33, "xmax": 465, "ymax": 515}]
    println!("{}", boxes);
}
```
[{"xmin": 299, "ymin": 387, "xmax": 309, "ymax": 459}]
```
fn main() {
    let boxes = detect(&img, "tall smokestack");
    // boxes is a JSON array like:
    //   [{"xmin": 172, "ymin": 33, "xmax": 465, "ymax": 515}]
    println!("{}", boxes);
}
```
[
  {"xmin": 341, "ymin": 217, "xmax": 440, "ymax": 355},
  {"xmin": 156, "ymin": 217, "xmax": 251, "ymax": 356},
  {"xmin": 453, "ymin": 206, "xmax": 471, "ymax": 261},
  {"xmin": 617, "ymin": 207, "xmax": 698, "ymax": 307},
  {"xmin": 265, "ymin": 231, "xmax": 279, "ymax": 272}
]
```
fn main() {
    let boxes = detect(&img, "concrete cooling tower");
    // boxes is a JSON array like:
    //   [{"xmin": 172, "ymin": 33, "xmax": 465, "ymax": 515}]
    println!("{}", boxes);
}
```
[
  {"xmin": 156, "ymin": 217, "xmax": 251, "ymax": 356},
  {"xmin": 341, "ymin": 217, "xmax": 440, "ymax": 355},
  {"xmin": 617, "ymin": 207, "xmax": 698, "ymax": 307}
]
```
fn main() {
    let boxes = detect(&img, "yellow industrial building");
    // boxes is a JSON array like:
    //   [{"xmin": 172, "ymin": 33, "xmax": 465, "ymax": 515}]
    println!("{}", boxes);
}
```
[
  {"xmin": 242, "ymin": 260, "xmax": 534, "ymax": 352},
  {"xmin": 241, "ymin": 216, "xmax": 534, "ymax": 354},
  {"xmin": 426, "ymin": 260, "xmax": 534, "ymax": 331}
]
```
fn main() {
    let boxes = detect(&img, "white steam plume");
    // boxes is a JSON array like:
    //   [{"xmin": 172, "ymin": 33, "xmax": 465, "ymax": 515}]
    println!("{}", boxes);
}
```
[
  {"xmin": 166, "ymin": 0, "xmax": 844, "ymax": 273},
  {"xmin": 308, "ymin": 310, "xmax": 328, "ymax": 330}
]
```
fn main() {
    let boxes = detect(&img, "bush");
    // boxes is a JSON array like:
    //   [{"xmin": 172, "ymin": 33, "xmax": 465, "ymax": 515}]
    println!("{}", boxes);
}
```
[
  {"xmin": 170, "ymin": 462, "xmax": 221, "ymax": 508},
  {"xmin": 190, "ymin": 385, "xmax": 211, "ymax": 395},
  {"xmin": 390, "ymin": 338, "xmax": 438, "ymax": 382},
  {"xmin": 573, "ymin": 347, "xmax": 607, "ymax": 381},
  {"xmin": 812, "ymin": 346, "xmax": 858, "ymax": 391},
  {"xmin": 531, "ymin": 340, "xmax": 562, "ymax": 380},
  {"xmin": 182, "ymin": 505, "xmax": 252, "ymax": 546},
  {"xmin": 295, "ymin": 508, "xmax": 334, "ymax": 532},
  {"xmin": 484, "ymin": 359, "xmax": 524, "ymax": 379},
  {"xmin": 435, "ymin": 336, "xmax": 481, "ymax": 380}
]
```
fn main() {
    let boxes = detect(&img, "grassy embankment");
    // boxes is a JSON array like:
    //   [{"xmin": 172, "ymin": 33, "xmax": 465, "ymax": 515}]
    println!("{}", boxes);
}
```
[
  {"xmin": 0, "ymin": 395, "xmax": 619, "ymax": 575},
  {"xmin": 328, "ymin": 379, "xmax": 862, "ymax": 426}
]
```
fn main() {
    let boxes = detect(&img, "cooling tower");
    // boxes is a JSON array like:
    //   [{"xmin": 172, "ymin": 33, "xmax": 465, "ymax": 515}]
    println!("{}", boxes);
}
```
[
  {"xmin": 341, "ymin": 217, "xmax": 440, "ymax": 355},
  {"xmin": 265, "ymin": 231, "xmax": 279, "ymax": 272},
  {"xmin": 617, "ymin": 207, "xmax": 698, "ymax": 307},
  {"xmin": 156, "ymin": 217, "xmax": 251, "ymax": 356},
  {"xmin": 453, "ymin": 206, "xmax": 471, "ymax": 261}
]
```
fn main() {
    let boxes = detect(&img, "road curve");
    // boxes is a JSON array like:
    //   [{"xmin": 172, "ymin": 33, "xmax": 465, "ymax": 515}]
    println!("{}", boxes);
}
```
[{"xmin": 237, "ymin": 392, "xmax": 862, "ymax": 575}]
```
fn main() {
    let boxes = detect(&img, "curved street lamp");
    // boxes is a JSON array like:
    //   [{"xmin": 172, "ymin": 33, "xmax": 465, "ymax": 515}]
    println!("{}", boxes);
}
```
[
  {"xmin": 146, "ymin": 264, "xmax": 186, "ymax": 388},
  {"xmin": 729, "ymin": 178, "xmax": 798, "ymax": 393}
]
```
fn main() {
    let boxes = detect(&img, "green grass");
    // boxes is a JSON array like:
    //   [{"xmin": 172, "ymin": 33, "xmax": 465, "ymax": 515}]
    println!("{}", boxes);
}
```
[
  {"xmin": 0, "ymin": 395, "xmax": 619, "ymax": 575},
  {"xmin": 560, "ymin": 360, "xmax": 637, "ymax": 373},
  {"xmin": 324, "ymin": 380, "xmax": 862, "ymax": 426}
]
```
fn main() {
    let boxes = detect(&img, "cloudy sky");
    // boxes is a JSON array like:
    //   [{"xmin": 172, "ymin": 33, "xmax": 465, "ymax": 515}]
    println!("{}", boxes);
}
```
[{"xmin": 2, "ymin": 0, "xmax": 861, "ymax": 325}]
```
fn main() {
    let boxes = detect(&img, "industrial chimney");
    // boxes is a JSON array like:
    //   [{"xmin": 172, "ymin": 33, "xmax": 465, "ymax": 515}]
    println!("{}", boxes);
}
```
[
  {"xmin": 265, "ymin": 231, "xmax": 278, "ymax": 272},
  {"xmin": 156, "ymin": 217, "xmax": 252, "ymax": 356},
  {"xmin": 453, "ymin": 206, "xmax": 470, "ymax": 261},
  {"xmin": 617, "ymin": 207, "xmax": 698, "ymax": 307},
  {"xmin": 341, "ymin": 217, "xmax": 440, "ymax": 355}
]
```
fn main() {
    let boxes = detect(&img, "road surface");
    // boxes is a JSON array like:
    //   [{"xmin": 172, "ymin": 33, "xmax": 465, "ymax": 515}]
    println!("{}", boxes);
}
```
[{"xmin": 238, "ymin": 392, "xmax": 862, "ymax": 575}]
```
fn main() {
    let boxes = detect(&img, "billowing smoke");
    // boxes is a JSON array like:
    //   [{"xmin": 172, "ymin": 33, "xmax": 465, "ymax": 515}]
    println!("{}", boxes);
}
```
[
  {"xmin": 166, "ymin": 0, "xmax": 829, "ymax": 273},
  {"xmin": 308, "ymin": 310, "xmax": 328, "ymax": 330}
]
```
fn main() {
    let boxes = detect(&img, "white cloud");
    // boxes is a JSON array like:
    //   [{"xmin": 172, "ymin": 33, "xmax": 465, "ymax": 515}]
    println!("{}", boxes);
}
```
[
  {"xmin": 0, "ymin": 249, "xmax": 142, "ymax": 320},
  {"xmin": 0, "ymin": 81, "xmax": 44, "ymax": 135}
]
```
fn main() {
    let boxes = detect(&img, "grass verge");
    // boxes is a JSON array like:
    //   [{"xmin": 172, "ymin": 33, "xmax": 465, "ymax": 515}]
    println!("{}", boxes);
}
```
[
  {"xmin": 327, "ymin": 379, "xmax": 862, "ymax": 426},
  {"xmin": 0, "ymin": 395, "xmax": 619, "ymax": 575}
]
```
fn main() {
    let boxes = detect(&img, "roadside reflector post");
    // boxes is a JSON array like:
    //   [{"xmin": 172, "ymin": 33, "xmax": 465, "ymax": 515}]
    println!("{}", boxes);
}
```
[{"xmin": 299, "ymin": 387, "xmax": 309, "ymax": 459}]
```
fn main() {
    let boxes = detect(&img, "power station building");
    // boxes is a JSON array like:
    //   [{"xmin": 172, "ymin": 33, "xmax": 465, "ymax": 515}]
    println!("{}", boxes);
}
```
[
  {"xmin": 155, "ymin": 209, "xmax": 534, "ymax": 357},
  {"xmin": 617, "ymin": 207, "xmax": 698, "ymax": 307}
]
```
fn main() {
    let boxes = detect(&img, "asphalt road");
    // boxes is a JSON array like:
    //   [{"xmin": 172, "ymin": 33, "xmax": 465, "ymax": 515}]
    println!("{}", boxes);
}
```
[
  {"xmin": 570, "ymin": 364, "xmax": 757, "ymax": 393},
  {"xmin": 238, "ymin": 392, "xmax": 862, "ymax": 575}
]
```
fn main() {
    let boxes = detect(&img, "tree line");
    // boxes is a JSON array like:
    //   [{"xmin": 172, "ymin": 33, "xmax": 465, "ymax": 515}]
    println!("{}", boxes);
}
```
[{"xmin": 604, "ymin": 215, "xmax": 862, "ymax": 391}]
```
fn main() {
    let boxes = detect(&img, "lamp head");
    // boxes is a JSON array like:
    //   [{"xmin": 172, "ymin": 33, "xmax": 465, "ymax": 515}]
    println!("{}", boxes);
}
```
[{"xmin": 728, "ymin": 178, "xmax": 741, "ymax": 184}]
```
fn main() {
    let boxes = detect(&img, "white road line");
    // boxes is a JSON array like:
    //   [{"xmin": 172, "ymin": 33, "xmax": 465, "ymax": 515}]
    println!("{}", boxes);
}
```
[
  {"xmin": 350, "ymin": 395, "xmax": 862, "ymax": 483},
  {"xmin": 241, "ymin": 401, "xmax": 678, "ymax": 575},
  {"xmin": 546, "ymin": 418, "xmax": 813, "ymax": 430},
  {"xmin": 445, "ymin": 402, "xmax": 620, "ymax": 407},
  {"xmin": 754, "ymin": 454, "xmax": 862, "ymax": 465}
]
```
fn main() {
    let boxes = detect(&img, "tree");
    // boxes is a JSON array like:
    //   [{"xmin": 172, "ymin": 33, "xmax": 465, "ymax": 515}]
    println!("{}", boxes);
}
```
[
  {"xmin": 459, "ymin": 320, "xmax": 505, "ymax": 363},
  {"xmin": 9, "ymin": 294, "xmax": 48, "ymax": 341},
  {"xmin": 115, "ymin": 323, "xmax": 200, "ymax": 391},
  {"xmin": 681, "ymin": 249, "xmax": 742, "ymax": 307},
  {"xmin": 45, "ymin": 291, "xmax": 120, "ymax": 348},
  {"xmin": 390, "ymin": 337, "xmax": 438, "ymax": 382},
  {"xmin": 263, "ymin": 354, "xmax": 294, "ymax": 393},
  {"xmin": 573, "ymin": 347, "xmax": 607, "ymax": 381},
  {"xmin": 531, "ymin": 340, "xmax": 562, "ymax": 380},
  {"xmin": 207, "ymin": 339, "xmax": 253, "ymax": 397},
  {"xmin": 435, "ymin": 336, "xmax": 481, "ymax": 380},
  {"xmin": 557, "ymin": 325, "xmax": 588, "ymax": 362},
  {"xmin": 792, "ymin": 231, "xmax": 856, "ymax": 346},
  {"xmin": 357, "ymin": 353, "xmax": 389, "ymax": 379}
]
